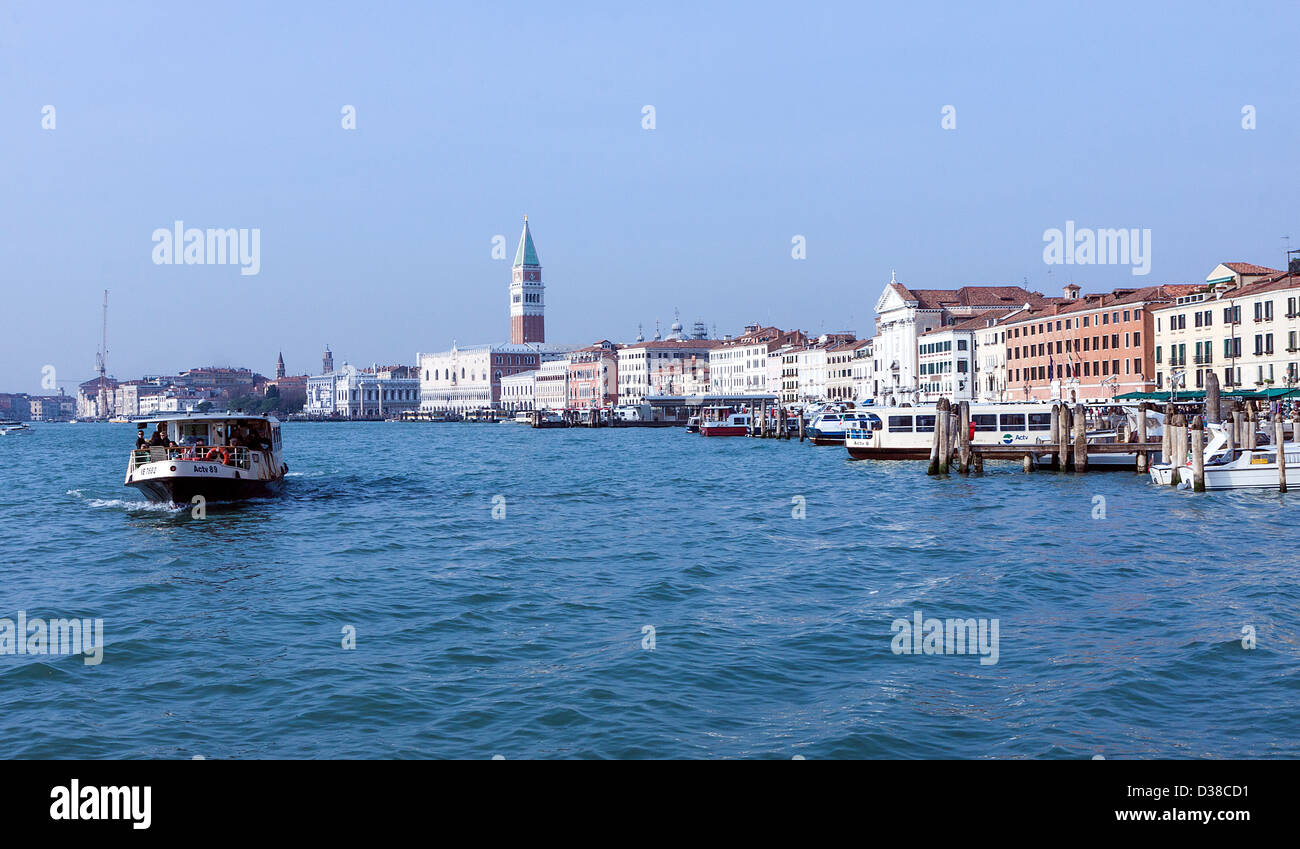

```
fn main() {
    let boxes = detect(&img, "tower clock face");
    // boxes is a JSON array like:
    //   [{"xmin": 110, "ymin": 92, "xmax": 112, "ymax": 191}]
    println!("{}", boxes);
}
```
[{"xmin": 527, "ymin": 271, "xmax": 538, "ymax": 281}]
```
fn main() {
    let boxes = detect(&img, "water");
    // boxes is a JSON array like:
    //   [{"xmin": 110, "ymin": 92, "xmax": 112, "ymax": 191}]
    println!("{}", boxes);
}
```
[{"xmin": 1, "ymin": 421, "xmax": 1297, "ymax": 759}]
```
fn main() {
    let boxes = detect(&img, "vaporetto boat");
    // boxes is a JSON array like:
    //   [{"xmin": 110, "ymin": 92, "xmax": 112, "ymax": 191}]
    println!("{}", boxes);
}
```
[
  {"xmin": 844, "ymin": 402, "xmax": 1165, "ymax": 463},
  {"xmin": 125, "ymin": 413, "xmax": 287, "ymax": 504}
]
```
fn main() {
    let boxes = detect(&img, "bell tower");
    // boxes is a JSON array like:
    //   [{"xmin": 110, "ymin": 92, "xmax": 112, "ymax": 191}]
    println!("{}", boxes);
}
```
[{"xmin": 510, "ymin": 216, "xmax": 545, "ymax": 344}]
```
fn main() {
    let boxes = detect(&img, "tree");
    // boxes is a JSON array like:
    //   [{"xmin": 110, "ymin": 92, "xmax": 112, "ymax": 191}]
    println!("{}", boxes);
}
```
[{"xmin": 196, "ymin": 401, "xmax": 214, "ymax": 413}]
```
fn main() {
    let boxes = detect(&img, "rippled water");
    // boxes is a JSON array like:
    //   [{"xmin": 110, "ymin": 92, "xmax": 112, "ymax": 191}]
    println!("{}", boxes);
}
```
[{"xmin": 1, "ymin": 421, "xmax": 1297, "ymax": 759}]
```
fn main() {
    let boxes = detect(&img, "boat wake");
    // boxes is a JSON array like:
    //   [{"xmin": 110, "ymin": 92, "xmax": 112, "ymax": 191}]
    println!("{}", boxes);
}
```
[{"xmin": 66, "ymin": 489, "xmax": 185, "ymax": 513}]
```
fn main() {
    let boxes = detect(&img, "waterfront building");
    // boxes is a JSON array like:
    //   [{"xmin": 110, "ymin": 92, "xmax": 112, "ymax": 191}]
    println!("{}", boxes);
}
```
[
  {"xmin": 794, "ymin": 333, "xmax": 854, "ymax": 403},
  {"xmin": 534, "ymin": 358, "xmax": 570, "ymax": 410},
  {"xmin": 1151, "ymin": 263, "xmax": 1298, "ymax": 393},
  {"xmin": 872, "ymin": 273, "xmax": 1048, "ymax": 406},
  {"xmin": 568, "ymin": 341, "xmax": 619, "ymax": 408},
  {"xmin": 509, "ymin": 217, "xmax": 545, "ymax": 344},
  {"xmin": 114, "ymin": 380, "xmax": 167, "ymax": 418},
  {"xmin": 709, "ymin": 325, "xmax": 807, "ymax": 397},
  {"xmin": 322, "ymin": 346, "xmax": 334, "ymax": 375},
  {"xmin": 417, "ymin": 343, "xmax": 569, "ymax": 412},
  {"xmin": 851, "ymin": 340, "xmax": 877, "ymax": 403},
  {"xmin": 916, "ymin": 324, "xmax": 978, "ymax": 403},
  {"xmin": 306, "ymin": 363, "xmax": 420, "ymax": 418},
  {"xmin": 1000, "ymin": 283, "xmax": 1199, "ymax": 402},
  {"xmin": 29, "ymin": 392, "xmax": 75, "ymax": 421},
  {"xmin": 0, "ymin": 393, "xmax": 31, "ymax": 421},
  {"xmin": 827, "ymin": 339, "xmax": 871, "ymax": 403},
  {"xmin": 77, "ymin": 376, "xmax": 118, "ymax": 419},
  {"xmin": 616, "ymin": 339, "xmax": 720, "ymax": 404},
  {"xmin": 499, "ymin": 370, "xmax": 536, "ymax": 412}
]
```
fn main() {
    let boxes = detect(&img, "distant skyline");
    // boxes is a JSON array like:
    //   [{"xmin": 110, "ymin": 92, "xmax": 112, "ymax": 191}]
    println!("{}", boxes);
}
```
[{"xmin": 2, "ymin": 1, "xmax": 1298, "ymax": 393}]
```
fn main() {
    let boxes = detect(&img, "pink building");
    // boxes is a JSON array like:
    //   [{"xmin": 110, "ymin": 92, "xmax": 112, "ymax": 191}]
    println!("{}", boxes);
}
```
[{"xmin": 567, "ymin": 341, "xmax": 619, "ymax": 408}]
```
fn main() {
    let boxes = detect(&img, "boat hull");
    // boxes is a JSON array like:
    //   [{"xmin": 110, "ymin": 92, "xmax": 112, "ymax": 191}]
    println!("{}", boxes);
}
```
[
  {"xmin": 700, "ymin": 426, "xmax": 748, "ymax": 437},
  {"xmin": 128, "ymin": 475, "xmax": 284, "ymax": 504},
  {"xmin": 126, "ymin": 457, "xmax": 285, "ymax": 504}
]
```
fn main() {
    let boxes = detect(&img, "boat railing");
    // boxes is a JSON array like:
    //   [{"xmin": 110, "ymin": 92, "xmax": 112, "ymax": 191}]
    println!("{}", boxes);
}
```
[{"xmin": 130, "ymin": 445, "xmax": 255, "ymax": 471}]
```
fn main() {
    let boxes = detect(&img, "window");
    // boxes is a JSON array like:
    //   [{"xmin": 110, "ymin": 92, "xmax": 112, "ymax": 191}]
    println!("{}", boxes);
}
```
[
  {"xmin": 887, "ymin": 416, "xmax": 913, "ymax": 433},
  {"xmin": 1028, "ymin": 413, "xmax": 1052, "ymax": 431},
  {"xmin": 999, "ymin": 413, "xmax": 1026, "ymax": 432},
  {"xmin": 971, "ymin": 414, "xmax": 997, "ymax": 432},
  {"xmin": 914, "ymin": 415, "xmax": 936, "ymax": 433}
]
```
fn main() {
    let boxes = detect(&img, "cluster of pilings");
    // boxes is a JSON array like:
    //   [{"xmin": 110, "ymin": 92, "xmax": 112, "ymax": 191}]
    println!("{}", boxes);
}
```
[{"xmin": 926, "ymin": 398, "xmax": 1162, "ymax": 477}]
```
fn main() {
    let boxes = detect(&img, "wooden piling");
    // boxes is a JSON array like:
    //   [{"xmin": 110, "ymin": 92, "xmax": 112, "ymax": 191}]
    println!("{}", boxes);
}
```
[
  {"xmin": 958, "ymin": 401, "xmax": 971, "ymax": 474},
  {"xmin": 798, "ymin": 412, "xmax": 806, "ymax": 442},
  {"xmin": 1073, "ymin": 403, "xmax": 1087, "ymax": 472},
  {"xmin": 927, "ymin": 407, "xmax": 942, "ymax": 476},
  {"xmin": 1246, "ymin": 405, "xmax": 1257, "ymax": 450},
  {"xmin": 1190, "ymin": 416, "xmax": 1206, "ymax": 492},
  {"xmin": 972, "ymin": 448, "xmax": 984, "ymax": 475},
  {"xmin": 1276, "ymin": 412, "xmax": 1288, "ymax": 493},
  {"xmin": 1058, "ymin": 404, "xmax": 1071, "ymax": 470},
  {"xmin": 1161, "ymin": 403, "xmax": 1174, "ymax": 466},
  {"xmin": 1205, "ymin": 371, "xmax": 1221, "ymax": 424},
  {"xmin": 936, "ymin": 398, "xmax": 951, "ymax": 475},
  {"xmin": 1169, "ymin": 413, "xmax": 1186, "ymax": 486},
  {"xmin": 1135, "ymin": 402, "xmax": 1149, "ymax": 473},
  {"xmin": 1049, "ymin": 403, "xmax": 1061, "ymax": 470}
]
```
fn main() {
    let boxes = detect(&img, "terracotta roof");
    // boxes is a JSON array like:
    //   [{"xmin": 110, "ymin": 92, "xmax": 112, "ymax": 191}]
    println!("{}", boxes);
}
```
[
  {"xmin": 897, "ymin": 284, "xmax": 1051, "ymax": 311},
  {"xmin": 1222, "ymin": 262, "xmax": 1280, "ymax": 276},
  {"xmin": 1221, "ymin": 271, "xmax": 1300, "ymax": 299},
  {"xmin": 1001, "ymin": 284, "xmax": 1200, "ymax": 324},
  {"xmin": 919, "ymin": 309, "xmax": 1022, "ymax": 335}
]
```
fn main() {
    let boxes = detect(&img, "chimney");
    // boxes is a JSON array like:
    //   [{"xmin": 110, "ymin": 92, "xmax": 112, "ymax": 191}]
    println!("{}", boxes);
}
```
[{"xmin": 1063, "ymin": 283, "xmax": 1081, "ymax": 300}]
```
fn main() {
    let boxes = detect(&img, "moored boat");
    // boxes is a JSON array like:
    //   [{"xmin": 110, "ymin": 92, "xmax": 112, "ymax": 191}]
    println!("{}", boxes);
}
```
[
  {"xmin": 699, "ymin": 406, "xmax": 750, "ymax": 437},
  {"xmin": 124, "ymin": 413, "xmax": 287, "ymax": 504},
  {"xmin": 806, "ymin": 409, "xmax": 880, "ymax": 446}
]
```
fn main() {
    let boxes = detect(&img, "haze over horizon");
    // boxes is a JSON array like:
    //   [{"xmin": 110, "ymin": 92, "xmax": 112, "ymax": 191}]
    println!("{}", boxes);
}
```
[{"xmin": 2, "ymin": 0, "xmax": 1297, "ymax": 394}]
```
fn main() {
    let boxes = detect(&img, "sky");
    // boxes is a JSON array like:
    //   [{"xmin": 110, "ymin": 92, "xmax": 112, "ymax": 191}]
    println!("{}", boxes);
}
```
[{"xmin": 1, "ymin": 0, "xmax": 1297, "ymax": 393}]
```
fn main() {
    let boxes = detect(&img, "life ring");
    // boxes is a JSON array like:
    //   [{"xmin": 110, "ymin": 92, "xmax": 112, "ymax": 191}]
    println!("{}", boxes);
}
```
[{"xmin": 204, "ymin": 447, "xmax": 230, "ymax": 465}]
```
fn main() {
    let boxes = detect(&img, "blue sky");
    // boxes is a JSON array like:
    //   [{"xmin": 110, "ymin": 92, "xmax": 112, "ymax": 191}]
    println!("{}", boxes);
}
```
[{"xmin": 1, "ymin": 0, "xmax": 1297, "ymax": 392}]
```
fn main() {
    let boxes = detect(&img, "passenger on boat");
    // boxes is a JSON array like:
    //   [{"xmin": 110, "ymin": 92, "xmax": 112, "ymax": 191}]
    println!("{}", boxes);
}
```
[
  {"xmin": 148, "ymin": 425, "xmax": 172, "ymax": 448},
  {"xmin": 135, "ymin": 428, "xmax": 148, "ymax": 450}
]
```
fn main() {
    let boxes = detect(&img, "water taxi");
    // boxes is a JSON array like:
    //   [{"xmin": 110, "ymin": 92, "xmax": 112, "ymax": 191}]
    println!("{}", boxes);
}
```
[
  {"xmin": 805, "ymin": 408, "xmax": 881, "ymax": 446},
  {"xmin": 125, "ymin": 413, "xmax": 287, "ymax": 504},
  {"xmin": 1176, "ymin": 433, "xmax": 1300, "ymax": 490},
  {"xmin": 0, "ymin": 421, "xmax": 31, "ymax": 436},
  {"xmin": 699, "ymin": 406, "xmax": 750, "ymax": 437}
]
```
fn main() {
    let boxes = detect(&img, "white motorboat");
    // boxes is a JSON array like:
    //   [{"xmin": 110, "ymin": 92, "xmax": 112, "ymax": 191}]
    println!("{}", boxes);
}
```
[
  {"xmin": 805, "ymin": 408, "xmax": 881, "ymax": 446},
  {"xmin": 0, "ymin": 421, "xmax": 31, "ymax": 435},
  {"xmin": 1172, "ymin": 428, "xmax": 1300, "ymax": 490},
  {"xmin": 125, "ymin": 413, "xmax": 287, "ymax": 504}
]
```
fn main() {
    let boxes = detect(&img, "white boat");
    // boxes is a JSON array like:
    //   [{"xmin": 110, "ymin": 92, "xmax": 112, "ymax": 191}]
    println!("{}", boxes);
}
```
[
  {"xmin": 513, "ymin": 411, "xmax": 532, "ymax": 424},
  {"xmin": 1176, "ymin": 433, "xmax": 1300, "ymax": 490},
  {"xmin": 699, "ymin": 407, "xmax": 750, "ymax": 437},
  {"xmin": 845, "ymin": 402, "xmax": 1165, "ymax": 463},
  {"xmin": 1148, "ymin": 421, "xmax": 1273, "ymax": 484},
  {"xmin": 0, "ymin": 421, "xmax": 31, "ymax": 435},
  {"xmin": 125, "ymin": 413, "xmax": 287, "ymax": 504},
  {"xmin": 805, "ymin": 408, "xmax": 880, "ymax": 446}
]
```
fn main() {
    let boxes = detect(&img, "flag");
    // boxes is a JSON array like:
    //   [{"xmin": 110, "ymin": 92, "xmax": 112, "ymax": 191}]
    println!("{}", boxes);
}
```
[{"xmin": 1048, "ymin": 356, "xmax": 1054, "ymax": 381}]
